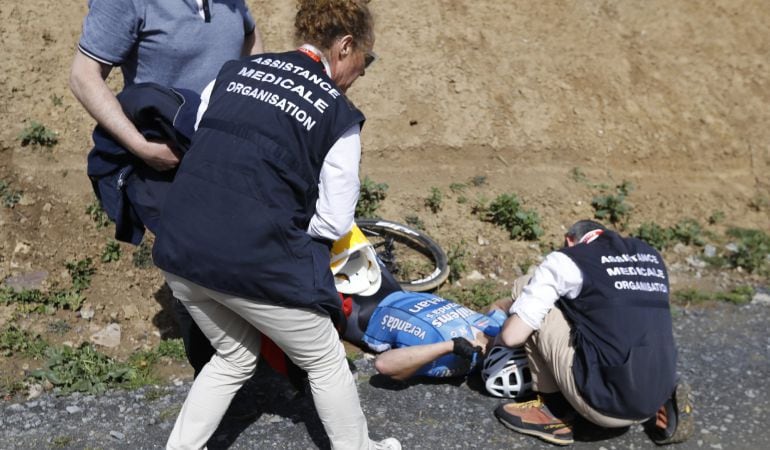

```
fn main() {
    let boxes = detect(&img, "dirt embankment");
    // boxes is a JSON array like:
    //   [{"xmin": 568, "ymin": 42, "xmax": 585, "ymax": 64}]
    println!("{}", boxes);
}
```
[{"xmin": 1, "ymin": 0, "xmax": 768, "ymax": 372}]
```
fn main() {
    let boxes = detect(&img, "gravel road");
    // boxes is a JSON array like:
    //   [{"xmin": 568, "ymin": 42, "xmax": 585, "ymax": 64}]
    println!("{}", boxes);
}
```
[{"xmin": 1, "ymin": 300, "xmax": 768, "ymax": 450}]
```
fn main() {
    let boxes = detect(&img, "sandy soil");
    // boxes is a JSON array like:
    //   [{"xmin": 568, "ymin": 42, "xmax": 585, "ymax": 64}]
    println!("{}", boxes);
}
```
[{"xmin": 1, "ymin": 0, "xmax": 768, "ymax": 381}]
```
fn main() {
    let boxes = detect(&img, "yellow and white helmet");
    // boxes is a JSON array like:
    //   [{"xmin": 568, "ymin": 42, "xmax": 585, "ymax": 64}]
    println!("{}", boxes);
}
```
[{"xmin": 330, "ymin": 225, "xmax": 382, "ymax": 296}]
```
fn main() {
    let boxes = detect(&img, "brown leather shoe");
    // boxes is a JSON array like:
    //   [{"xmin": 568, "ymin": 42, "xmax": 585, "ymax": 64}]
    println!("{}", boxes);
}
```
[{"xmin": 495, "ymin": 395, "xmax": 575, "ymax": 445}]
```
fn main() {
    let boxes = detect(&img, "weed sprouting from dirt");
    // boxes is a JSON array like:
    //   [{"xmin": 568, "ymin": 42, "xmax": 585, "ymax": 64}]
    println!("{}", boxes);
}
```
[
  {"xmin": 356, "ymin": 176, "xmax": 389, "ymax": 218},
  {"xmin": 102, "ymin": 239, "xmax": 121, "ymax": 263},
  {"xmin": 673, "ymin": 285, "xmax": 754, "ymax": 306},
  {"xmin": 132, "ymin": 242, "xmax": 154, "ymax": 269},
  {"xmin": 446, "ymin": 241, "xmax": 468, "ymax": 283},
  {"xmin": 157, "ymin": 338, "xmax": 186, "ymax": 360},
  {"xmin": 440, "ymin": 280, "xmax": 508, "ymax": 310},
  {"xmin": 723, "ymin": 228, "xmax": 770, "ymax": 274},
  {"xmin": 591, "ymin": 180, "xmax": 633, "ymax": 229},
  {"xmin": 0, "ymin": 325, "xmax": 49, "ymax": 358},
  {"xmin": 0, "ymin": 180, "xmax": 23, "ymax": 208},
  {"xmin": 482, "ymin": 194, "xmax": 543, "ymax": 241},
  {"xmin": 85, "ymin": 200, "xmax": 111, "ymax": 229},
  {"xmin": 66, "ymin": 258, "xmax": 96, "ymax": 292},
  {"xmin": 18, "ymin": 122, "xmax": 58, "ymax": 147},
  {"xmin": 425, "ymin": 187, "xmax": 443, "ymax": 213},
  {"xmin": 404, "ymin": 215, "xmax": 425, "ymax": 231}
]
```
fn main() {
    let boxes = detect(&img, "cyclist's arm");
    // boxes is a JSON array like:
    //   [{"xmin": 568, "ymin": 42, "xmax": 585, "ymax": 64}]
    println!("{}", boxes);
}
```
[{"xmin": 374, "ymin": 340, "xmax": 453, "ymax": 381}]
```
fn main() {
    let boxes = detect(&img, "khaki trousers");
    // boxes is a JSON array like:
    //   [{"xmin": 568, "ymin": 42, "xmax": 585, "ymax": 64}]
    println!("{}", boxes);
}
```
[
  {"xmin": 512, "ymin": 275, "xmax": 640, "ymax": 428},
  {"xmin": 163, "ymin": 272, "xmax": 374, "ymax": 450}
]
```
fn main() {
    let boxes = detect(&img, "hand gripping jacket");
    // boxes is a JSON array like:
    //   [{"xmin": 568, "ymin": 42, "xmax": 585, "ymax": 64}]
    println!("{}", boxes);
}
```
[{"xmin": 362, "ymin": 292, "xmax": 507, "ymax": 377}]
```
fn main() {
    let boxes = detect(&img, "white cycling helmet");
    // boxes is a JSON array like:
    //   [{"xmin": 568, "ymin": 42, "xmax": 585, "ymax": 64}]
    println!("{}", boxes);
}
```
[
  {"xmin": 481, "ymin": 345, "xmax": 533, "ymax": 398},
  {"xmin": 330, "ymin": 225, "xmax": 382, "ymax": 296}
]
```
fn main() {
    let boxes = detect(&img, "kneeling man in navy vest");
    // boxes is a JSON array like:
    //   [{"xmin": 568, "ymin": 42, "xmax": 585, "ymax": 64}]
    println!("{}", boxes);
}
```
[{"xmin": 494, "ymin": 220, "xmax": 693, "ymax": 446}]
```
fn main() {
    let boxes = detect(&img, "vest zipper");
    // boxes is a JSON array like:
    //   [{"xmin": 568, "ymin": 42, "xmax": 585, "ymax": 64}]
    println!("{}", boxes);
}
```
[{"xmin": 202, "ymin": 0, "xmax": 211, "ymax": 22}]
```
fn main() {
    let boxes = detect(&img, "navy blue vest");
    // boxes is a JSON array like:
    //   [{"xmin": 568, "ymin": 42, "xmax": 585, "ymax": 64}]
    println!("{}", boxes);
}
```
[
  {"xmin": 558, "ymin": 231, "xmax": 677, "ymax": 419},
  {"xmin": 153, "ymin": 51, "xmax": 365, "ymax": 318}
]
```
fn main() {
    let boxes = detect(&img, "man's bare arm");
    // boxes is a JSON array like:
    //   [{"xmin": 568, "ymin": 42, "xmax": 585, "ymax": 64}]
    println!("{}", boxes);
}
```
[{"xmin": 69, "ymin": 51, "xmax": 180, "ymax": 171}]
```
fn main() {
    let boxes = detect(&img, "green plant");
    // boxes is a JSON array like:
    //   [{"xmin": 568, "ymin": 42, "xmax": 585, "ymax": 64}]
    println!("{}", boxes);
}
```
[
  {"xmin": 48, "ymin": 319, "xmax": 72, "ymax": 335},
  {"xmin": 485, "ymin": 194, "xmax": 543, "ymax": 241},
  {"xmin": 715, "ymin": 285, "xmax": 754, "ymax": 305},
  {"xmin": 102, "ymin": 239, "xmax": 121, "ymax": 263},
  {"xmin": 0, "ymin": 286, "xmax": 84, "ymax": 313},
  {"xmin": 569, "ymin": 167, "xmax": 587, "ymax": 183},
  {"xmin": 441, "ymin": 281, "xmax": 507, "ymax": 310},
  {"xmin": 446, "ymin": 241, "xmax": 468, "ymax": 283},
  {"xmin": 670, "ymin": 218, "xmax": 705, "ymax": 246},
  {"xmin": 50, "ymin": 435, "xmax": 73, "ymax": 448},
  {"xmin": 449, "ymin": 182, "xmax": 466, "ymax": 194},
  {"xmin": 707, "ymin": 210, "xmax": 725, "ymax": 225},
  {"xmin": 66, "ymin": 258, "xmax": 96, "ymax": 292},
  {"xmin": 470, "ymin": 175, "xmax": 487, "ymax": 187},
  {"xmin": 0, "ymin": 325, "xmax": 49, "ymax": 357},
  {"xmin": 29, "ymin": 344, "xmax": 138, "ymax": 394},
  {"xmin": 404, "ymin": 214, "xmax": 425, "ymax": 231},
  {"xmin": 132, "ymin": 242, "xmax": 154, "ymax": 269},
  {"xmin": 748, "ymin": 194, "xmax": 769, "ymax": 212},
  {"xmin": 591, "ymin": 181, "xmax": 632, "ymax": 229},
  {"xmin": 85, "ymin": 200, "xmax": 111, "ymax": 229},
  {"xmin": 355, "ymin": 176, "xmax": 388, "ymax": 218},
  {"xmin": 50, "ymin": 94, "xmax": 63, "ymax": 107},
  {"xmin": 724, "ymin": 227, "xmax": 770, "ymax": 274},
  {"xmin": 672, "ymin": 288, "xmax": 712, "ymax": 305},
  {"xmin": 0, "ymin": 180, "xmax": 23, "ymax": 208},
  {"xmin": 157, "ymin": 338, "xmax": 186, "ymax": 360},
  {"xmin": 18, "ymin": 122, "xmax": 58, "ymax": 147},
  {"xmin": 425, "ymin": 187, "xmax": 443, "ymax": 213},
  {"xmin": 634, "ymin": 222, "xmax": 672, "ymax": 250}
]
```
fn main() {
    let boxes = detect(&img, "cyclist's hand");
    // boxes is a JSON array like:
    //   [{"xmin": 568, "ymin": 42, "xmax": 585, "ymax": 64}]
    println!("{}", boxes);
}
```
[{"xmin": 134, "ymin": 140, "xmax": 181, "ymax": 171}]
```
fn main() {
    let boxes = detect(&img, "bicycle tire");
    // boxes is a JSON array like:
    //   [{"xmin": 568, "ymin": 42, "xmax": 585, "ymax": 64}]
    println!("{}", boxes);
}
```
[{"xmin": 356, "ymin": 218, "xmax": 450, "ymax": 292}]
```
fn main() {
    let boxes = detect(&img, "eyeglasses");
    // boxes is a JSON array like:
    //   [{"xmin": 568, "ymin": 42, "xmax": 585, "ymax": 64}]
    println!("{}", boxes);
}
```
[{"xmin": 364, "ymin": 50, "xmax": 378, "ymax": 69}]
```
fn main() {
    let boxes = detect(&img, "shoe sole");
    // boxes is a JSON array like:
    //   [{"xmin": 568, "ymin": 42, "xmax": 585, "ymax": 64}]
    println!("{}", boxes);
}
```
[
  {"xmin": 657, "ymin": 381, "xmax": 694, "ymax": 445},
  {"xmin": 496, "ymin": 414, "xmax": 574, "ymax": 446}
]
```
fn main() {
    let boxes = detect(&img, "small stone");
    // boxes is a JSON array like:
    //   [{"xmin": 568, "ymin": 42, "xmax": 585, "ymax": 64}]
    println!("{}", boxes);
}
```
[
  {"xmin": 66, "ymin": 406, "xmax": 82, "ymax": 414},
  {"xmin": 122, "ymin": 304, "xmax": 139, "ymax": 319},
  {"xmin": 42, "ymin": 203, "xmax": 52, "ymax": 212},
  {"xmin": 79, "ymin": 304, "xmax": 95, "ymax": 320},
  {"xmin": 686, "ymin": 256, "xmax": 707, "ymax": 269},
  {"xmin": 724, "ymin": 243, "xmax": 739, "ymax": 253},
  {"xmin": 13, "ymin": 242, "xmax": 31, "ymax": 254},
  {"xmin": 109, "ymin": 431, "xmax": 125, "ymax": 440},
  {"xmin": 17, "ymin": 194, "xmax": 36, "ymax": 206},
  {"xmin": 476, "ymin": 235, "xmax": 489, "ymax": 246},
  {"xmin": 703, "ymin": 244, "xmax": 717, "ymax": 258},
  {"xmin": 751, "ymin": 288, "xmax": 770, "ymax": 305},
  {"xmin": 2, "ymin": 270, "xmax": 48, "ymax": 291},
  {"xmin": 466, "ymin": 270, "xmax": 485, "ymax": 281},
  {"xmin": 673, "ymin": 243, "xmax": 688, "ymax": 254},
  {"xmin": 90, "ymin": 323, "xmax": 121, "ymax": 348},
  {"xmin": 27, "ymin": 383, "xmax": 44, "ymax": 401}
]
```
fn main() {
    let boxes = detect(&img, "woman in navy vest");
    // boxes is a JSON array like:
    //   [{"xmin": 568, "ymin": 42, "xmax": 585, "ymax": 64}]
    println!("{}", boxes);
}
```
[{"xmin": 153, "ymin": 1, "xmax": 400, "ymax": 449}]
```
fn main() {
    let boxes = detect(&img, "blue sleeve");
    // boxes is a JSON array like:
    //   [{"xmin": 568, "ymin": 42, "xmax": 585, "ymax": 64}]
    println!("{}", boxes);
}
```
[
  {"xmin": 239, "ymin": 1, "xmax": 256, "ymax": 35},
  {"xmin": 77, "ymin": 0, "xmax": 141, "ymax": 65}
]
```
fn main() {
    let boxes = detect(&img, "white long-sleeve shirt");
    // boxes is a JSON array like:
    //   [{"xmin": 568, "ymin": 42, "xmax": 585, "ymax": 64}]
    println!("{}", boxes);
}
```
[
  {"xmin": 509, "ymin": 252, "xmax": 584, "ymax": 330},
  {"xmin": 195, "ymin": 80, "xmax": 361, "ymax": 242}
]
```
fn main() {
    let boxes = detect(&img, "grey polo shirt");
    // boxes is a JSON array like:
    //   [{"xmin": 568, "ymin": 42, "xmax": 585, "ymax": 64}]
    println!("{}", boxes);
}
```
[{"xmin": 78, "ymin": 0, "xmax": 256, "ymax": 93}]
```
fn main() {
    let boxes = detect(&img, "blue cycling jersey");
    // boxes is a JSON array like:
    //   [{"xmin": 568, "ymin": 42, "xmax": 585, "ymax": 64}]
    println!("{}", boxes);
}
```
[{"xmin": 362, "ymin": 291, "xmax": 507, "ymax": 377}]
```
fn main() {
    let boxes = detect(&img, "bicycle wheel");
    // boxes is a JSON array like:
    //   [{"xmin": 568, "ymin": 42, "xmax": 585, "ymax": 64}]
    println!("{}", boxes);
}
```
[{"xmin": 356, "ymin": 218, "xmax": 449, "ymax": 292}]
